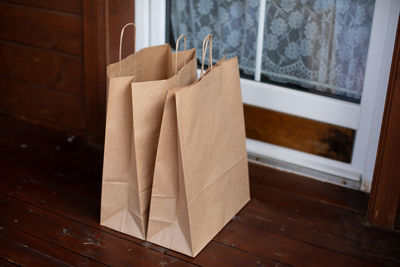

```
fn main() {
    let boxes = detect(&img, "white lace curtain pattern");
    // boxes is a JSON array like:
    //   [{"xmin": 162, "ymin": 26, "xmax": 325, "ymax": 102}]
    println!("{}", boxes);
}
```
[{"xmin": 170, "ymin": 0, "xmax": 375, "ymax": 101}]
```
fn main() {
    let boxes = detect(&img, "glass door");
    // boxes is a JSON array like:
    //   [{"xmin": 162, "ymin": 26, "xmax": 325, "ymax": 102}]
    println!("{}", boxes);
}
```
[{"xmin": 135, "ymin": 0, "xmax": 400, "ymax": 191}]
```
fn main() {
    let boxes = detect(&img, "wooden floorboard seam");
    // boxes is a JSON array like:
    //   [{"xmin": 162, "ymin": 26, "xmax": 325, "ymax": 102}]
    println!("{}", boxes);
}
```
[
  {"xmin": 0, "ymin": 115, "xmax": 399, "ymax": 266},
  {"xmin": 0, "ymin": 195, "xmax": 199, "ymax": 266},
  {"xmin": 0, "ymin": 193, "xmax": 202, "ymax": 267},
  {"xmin": 0, "ymin": 257, "xmax": 18, "ymax": 266},
  {"xmin": 0, "ymin": 168, "xmax": 390, "ymax": 266},
  {"xmin": 211, "ymin": 239, "xmax": 295, "ymax": 267},
  {"xmin": 252, "ymin": 182, "xmax": 366, "ymax": 215},
  {"xmin": 0, "ymin": 161, "xmax": 291, "ymax": 266},
  {"xmin": 0, "ymin": 165, "xmax": 289, "ymax": 266},
  {"xmin": 220, "ymin": 219, "xmax": 383, "ymax": 266},
  {"xmin": 0, "ymin": 223, "xmax": 111, "ymax": 267},
  {"xmin": 0, "ymin": 161, "xmax": 101, "ymax": 203},
  {"xmin": 2, "ymin": 179, "xmax": 369, "ymax": 265}
]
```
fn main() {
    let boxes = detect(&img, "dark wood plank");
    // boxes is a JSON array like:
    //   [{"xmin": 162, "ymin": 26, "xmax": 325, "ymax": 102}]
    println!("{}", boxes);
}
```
[
  {"xmin": 246, "ymin": 168, "xmax": 400, "ymax": 266},
  {"xmin": 215, "ymin": 221, "xmax": 379, "ymax": 267},
  {"xmin": 0, "ymin": 258, "xmax": 17, "ymax": 266},
  {"xmin": 1, "ymin": 115, "xmax": 399, "ymax": 266},
  {"xmin": 244, "ymin": 104, "xmax": 355, "ymax": 162},
  {"xmin": 0, "ymin": 146, "xmax": 393, "ymax": 266},
  {"xmin": 106, "ymin": 0, "xmax": 135, "ymax": 64},
  {"xmin": 0, "ymin": 77, "xmax": 86, "ymax": 133},
  {"xmin": 1, "ymin": 0, "xmax": 82, "ymax": 14},
  {"xmin": 0, "ymin": 195, "xmax": 196, "ymax": 267},
  {"xmin": 249, "ymin": 161, "xmax": 369, "ymax": 212},
  {"xmin": 0, "ymin": 115, "xmax": 102, "ymax": 200},
  {"xmin": 0, "ymin": 161, "xmax": 100, "ymax": 227},
  {"xmin": 0, "ymin": 225, "xmax": 105, "ymax": 266},
  {"xmin": 0, "ymin": 115, "xmax": 286, "ymax": 266},
  {"xmin": 0, "ymin": 40, "xmax": 83, "ymax": 94},
  {"xmin": 83, "ymin": 0, "xmax": 107, "ymax": 143},
  {"xmin": 248, "ymin": 164, "xmax": 400, "ymax": 266},
  {"xmin": 396, "ymin": 212, "xmax": 400, "ymax": 230},
  {"xmin": 0, "ymin": 158, "xmax": 284, "ymax": 266},
  {"xmin": 237, "ymin": 193, "xmax": 400, "ymax": 266},
  {"xmin": 0, "ymin": 2, "xmax": 83, "ymax": 55},
  {"xmin": 367, "ymin": 14, "xmax": 400, "ymax": 228},
  {"xmin": 82, "ymin": 0, "xmax": 135, "ymax": 143},
  {"xmin": 166, "ymin": 242, "xmax": 289, "ymax": 267}
]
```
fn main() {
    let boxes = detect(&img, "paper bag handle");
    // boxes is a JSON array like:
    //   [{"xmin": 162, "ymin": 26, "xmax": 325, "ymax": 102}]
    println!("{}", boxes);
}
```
[
  {"xmin": 175, "ymin": 34, "xmax": 187, "ymax": 75},
  {"xmin": 119, "ymin": 23, "xmax": 136, "ymax": 76},
  {"xmin": 201, "ymin": 34, "xmax": 212, "ymax": 78}
]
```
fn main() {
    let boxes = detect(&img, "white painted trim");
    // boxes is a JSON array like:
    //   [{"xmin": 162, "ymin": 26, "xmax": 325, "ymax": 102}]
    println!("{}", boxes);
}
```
[
  {"xmin": 134, "ymin": 0, "xmax": 150, "ymax": 51},
  {"xmin": 150, "ymin": 0, "xmax": 166, "ymax": 46},
  {"xmin": 254, "ymin": 0, "xmax": 266, "ymax": 82},
  {"xmin": 247, "ymin": 156, "xmax": 361, "ymax": 190},
  {"xmin": 358, "ymin": 0, "xmax": 400, "ymax": 192},
  {"xmin": 241, "ymin": 78, "xmax": 360, "ymax": 129},
  {"xmin": 246, "ymin": 138, "xmax": 361, "ymax": 182}
]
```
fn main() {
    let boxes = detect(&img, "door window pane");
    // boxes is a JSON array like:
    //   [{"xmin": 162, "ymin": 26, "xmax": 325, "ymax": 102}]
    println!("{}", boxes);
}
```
[
  {"xmin": 169, "ymin": 0, "xmax": 260, "ymax": 79},
  {"xmin": 261, "ymin": 0, "xmax": 375, "ymax": 102},
  {"xmin": 169, "ymin": 0, "xmax": 375, "ymax": 102}
]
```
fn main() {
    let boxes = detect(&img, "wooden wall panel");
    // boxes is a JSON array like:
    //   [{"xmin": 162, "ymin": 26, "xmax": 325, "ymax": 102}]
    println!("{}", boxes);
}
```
[
  {"xmin": 244, "ymin": 104, "xmax": 355, "ymax": 162},
  {"xmin": 0, "ymin": 77, "xmax": 86, "ymax": 132},
  {"xmin": 83, "ymin": 0, "xmax": 107, "ymax": 142},
  {"xmin": 0, "ymin": 0, "xmax": 135, "ymax": 141},
  {"xmin": 0, "ymin": 41, "xmax": 83, "ymax": 94},
  {"xmin": 1, "ymin": 0, "xmax": 82, "ymax": 14},
  {"xmin": 107, "ymin": 0, "xmax": 135, "ymax": 64},
  {"xmin": 367, "ymin": 15, "xmax": 400, "ymax": 228},
  {"xmin": 0, "ymin": 0, "xmax": 85, "ymax": 135},
  {"xmin": 0, "ymin": 2, "xmax": 82, "ymax": 55},
  {"xmin": 81, "ymin": 0, "xmax": 135, "ymax": 143}
]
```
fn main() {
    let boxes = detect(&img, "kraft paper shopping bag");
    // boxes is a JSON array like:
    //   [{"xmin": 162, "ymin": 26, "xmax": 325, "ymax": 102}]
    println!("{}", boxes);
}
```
[
  {"xmin": 101, "ymin": 24, "xmax": 197, "ymax": 240},
  {"xmin": 147, "ymin": 34, "xmax": 250, "ymax": 256}
]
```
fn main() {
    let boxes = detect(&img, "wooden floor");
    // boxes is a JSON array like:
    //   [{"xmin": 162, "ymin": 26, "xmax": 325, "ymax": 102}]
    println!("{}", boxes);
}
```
[{"xmin": 0, "ymin": 115, "xmax": 399, "ymax": 267}]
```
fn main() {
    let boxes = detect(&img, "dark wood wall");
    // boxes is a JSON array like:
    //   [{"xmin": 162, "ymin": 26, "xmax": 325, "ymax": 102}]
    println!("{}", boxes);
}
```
[
  {"xmin": 0, "ymin": 0, "xmax": 135, "ymax": 143},
  {"xmin": 0, "ymin": 0, "xmax": 86, "ymax": 134},
  {"xmin": 367, "ymin": 14, "xmax": 400, "ymax": 229}
]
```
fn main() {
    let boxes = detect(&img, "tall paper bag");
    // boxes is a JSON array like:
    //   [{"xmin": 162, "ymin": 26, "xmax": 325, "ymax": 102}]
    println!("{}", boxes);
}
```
[
  {"xmin": 147, "ymin": 35, "xmax": 250, "ymax": 256},
  {"xmin": 100, "ymin": 25, "xmax": 197, "ymax": 240}
]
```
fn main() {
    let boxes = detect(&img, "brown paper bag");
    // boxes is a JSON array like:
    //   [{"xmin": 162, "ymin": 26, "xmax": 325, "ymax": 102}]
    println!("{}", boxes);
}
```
[
  {"xmin": 147, "ymin": 35, "xmax": 250, "ymax": 256},
  {"xmin": 100, "ymin": 24, "xmax": 197, "ymax": 240}
]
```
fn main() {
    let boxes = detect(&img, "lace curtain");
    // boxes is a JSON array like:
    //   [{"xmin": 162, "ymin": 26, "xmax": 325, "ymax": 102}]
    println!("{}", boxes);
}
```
[{"xmin": 170, "ymin": 0, "xmax": 375, "ymax": 101}]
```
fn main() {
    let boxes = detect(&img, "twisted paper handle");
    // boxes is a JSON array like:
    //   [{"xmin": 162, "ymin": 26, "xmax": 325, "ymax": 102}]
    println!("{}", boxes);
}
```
[
  {"xmin": 175, "ymin": 34, "xmax": 187, "ymax": 75},
  {"xmin": 119, "ymin": 23, "xmax": 136, "ymax": 76},
  {"xmin": 201, "ymin": 34, "xmax": 212, "ymax": 78}
]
